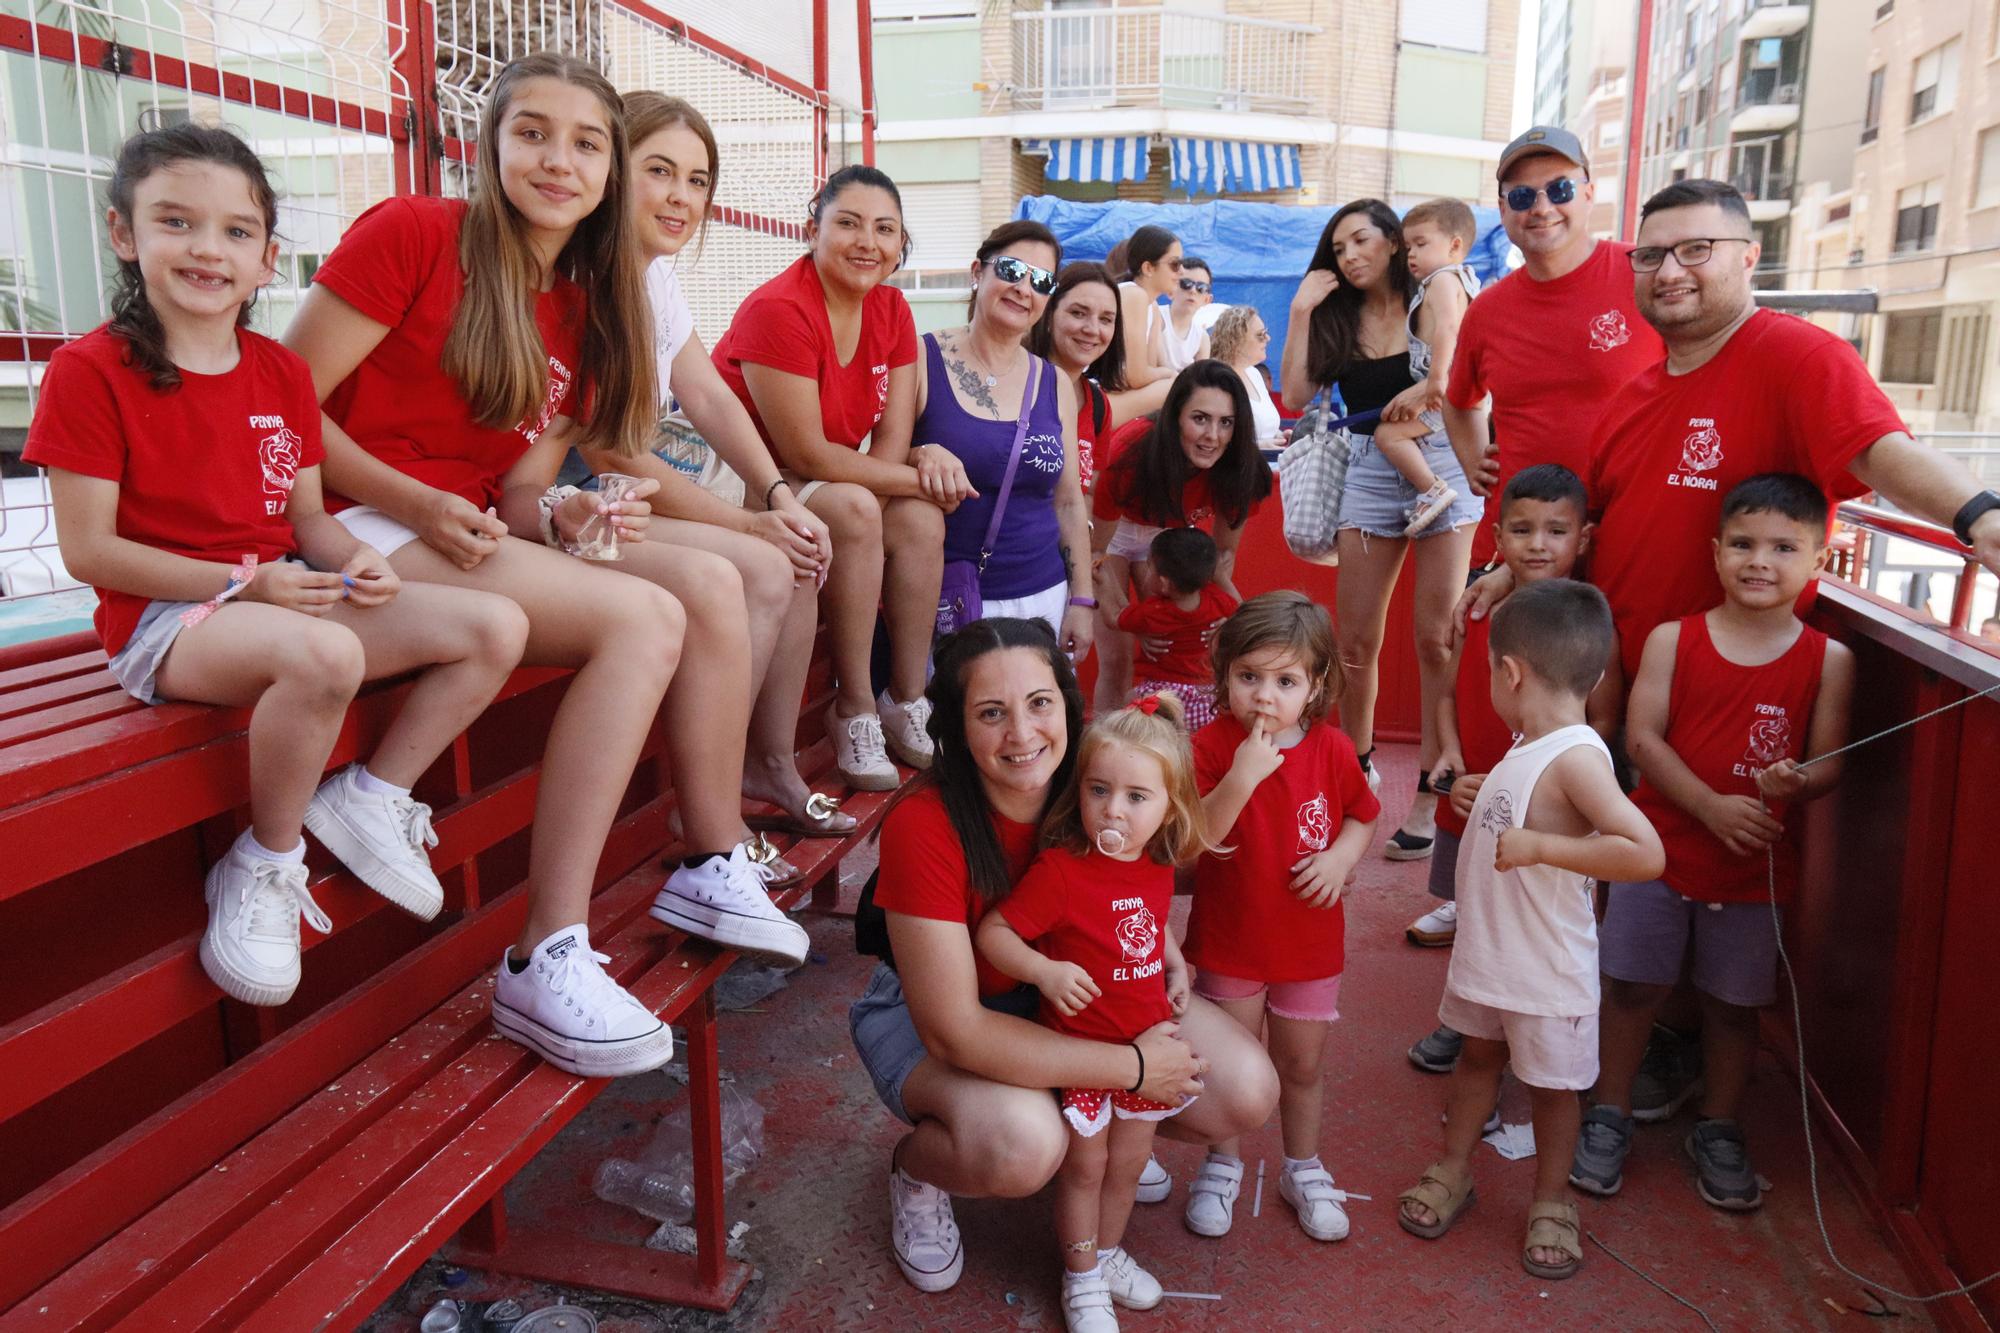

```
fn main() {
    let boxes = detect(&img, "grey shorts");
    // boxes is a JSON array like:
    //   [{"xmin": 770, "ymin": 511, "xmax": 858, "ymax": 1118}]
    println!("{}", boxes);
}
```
[
  {"xmin": 848, "ymin": 961, "xmax": 1039, "ymax": 1125},
  {"xmin": 1426, "ymin": 826, "xmax": 1461, "ymax": 901},
  {"xmin": 1599, "ymin": 878, "xmax": 1781, "ymax": 1008},
  {"xmin": 106, "ymin": 596, "xmax": 197, "ymax": 704},
  {"xmin": 1336, "ymin": 432, "xmax": 1483, "ymax": 539}
]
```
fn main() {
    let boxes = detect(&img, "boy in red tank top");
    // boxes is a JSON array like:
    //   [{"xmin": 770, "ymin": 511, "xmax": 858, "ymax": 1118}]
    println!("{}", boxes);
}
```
[{"xmin": 1574, "ymin": 474, "xmax": 1854, "ymax": 1212}]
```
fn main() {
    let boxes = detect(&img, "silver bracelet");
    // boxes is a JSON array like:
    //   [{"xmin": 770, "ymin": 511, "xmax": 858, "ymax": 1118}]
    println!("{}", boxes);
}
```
[{"xmin": 537, "ymin": 484, "xmax": 580, "ymax": 550}]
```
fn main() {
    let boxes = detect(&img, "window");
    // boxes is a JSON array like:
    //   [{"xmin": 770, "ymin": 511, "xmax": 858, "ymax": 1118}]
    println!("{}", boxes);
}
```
[
  {"xmin": 1599, "ymin": 120, "xmax": 1623, "ymax": 148},
  {"xmin": 1910, "ymin": 39, "xmax": 1961, "ymax": 124},
  {"xmin": 1875, "ymin": 0, "xmax": 1894, "ymax": 18},
  {"xmin": 1401, "ymin": 0, "xmax": 1488, "ymax": 54},
  {"xmin": 1862, "ymin": 69, "xmax": 1885, "ymax": 143},
  {"xmin": 1880, "ymin": 309, "xmax": 1942, "ymax": 384},
  {"xmin": 1894, "ymin": 180, "xmax": 1943, "ymax": 252},
  {"xmin": 1980, "ymin": 126, "xmax": 2000, "ymax": 209}
]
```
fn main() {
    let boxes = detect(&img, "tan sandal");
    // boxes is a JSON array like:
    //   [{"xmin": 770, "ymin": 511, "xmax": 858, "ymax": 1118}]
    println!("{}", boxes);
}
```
[
  {"xmin": 1397, "ymin": 1161, "xmax": 1475, "ymax": 1239},
  {"xmin": 1521, "ymin": 1200, "xmax": 1582, "ymax": 1280}
]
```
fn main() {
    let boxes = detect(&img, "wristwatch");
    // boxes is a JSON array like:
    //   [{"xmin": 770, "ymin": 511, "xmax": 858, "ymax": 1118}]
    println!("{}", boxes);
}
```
[{"xmin": 1952, "ymin": 489, "xmax": 2000, "ymax": 546}]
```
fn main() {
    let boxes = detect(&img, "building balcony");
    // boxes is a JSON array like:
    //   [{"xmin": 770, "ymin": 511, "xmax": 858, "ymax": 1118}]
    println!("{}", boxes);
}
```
[
  {"xmin": 1741, "ymin": 2, "xmax": 1811, "ymax": 41},
  {"xmin": 1010, "ymin": 5, "xmax": 1319, "ymax": 116},
  {"xmin": 1731, "ymin": 72, "xmax": 1801, "ymax": 134},
  {"xmin": 1731, "ymin": 167, "xmax": 1794, "ymax": 221}
]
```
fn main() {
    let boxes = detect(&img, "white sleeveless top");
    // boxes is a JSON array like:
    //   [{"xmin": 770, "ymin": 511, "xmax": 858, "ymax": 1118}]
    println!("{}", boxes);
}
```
[
  {"xmin": 1238, "ymin": 365, "xmax": 1282, "ymax": 445},
  {"xmin": 1119, "ymin": 279, "xmax": 1163, "ymax": 347},
  {"xmin": 1160, "ymin": 312, "xmax": 1205, "ymax": 370},
  {"xmin": 1407, "ymin": 263, "xmax": 1479, "ymax": 382},
  {"xmin": 1446, "ymin": 723, "xmax": 1612, "ymax": 1018}
]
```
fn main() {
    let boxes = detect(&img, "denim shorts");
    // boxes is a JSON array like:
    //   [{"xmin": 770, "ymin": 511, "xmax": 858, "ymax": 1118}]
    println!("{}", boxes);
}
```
[
  {"xmin": 1336, "ymin": 431, "xmax": 1483, "ymax": 539},
  {"xmin": 849, "ymin": 961, "xmax": 1039, "ymax": 1125}
]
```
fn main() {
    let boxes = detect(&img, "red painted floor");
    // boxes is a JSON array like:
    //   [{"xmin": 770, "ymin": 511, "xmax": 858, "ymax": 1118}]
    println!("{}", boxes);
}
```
[{"xmin": 369, "ymin": 746, "xmax": 1936, "ymax": 1332}]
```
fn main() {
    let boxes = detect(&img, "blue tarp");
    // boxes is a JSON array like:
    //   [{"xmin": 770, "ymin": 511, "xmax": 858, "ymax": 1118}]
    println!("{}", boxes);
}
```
[{"xmin": 1014, "ymin": 196, "xmax": 1516, "ymax": 402}]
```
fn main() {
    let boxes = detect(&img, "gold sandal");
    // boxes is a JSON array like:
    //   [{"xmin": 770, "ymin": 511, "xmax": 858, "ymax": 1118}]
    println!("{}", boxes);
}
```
[
  {"xmin": 745, "ymin": 791, "xmax": 858, "ymax": 838},
  {"xmin": 1521, "ymin": 1200, "xmax": 1582, "ymax": 1280},
  {"xmin": 1397, "ymin": 1161, "xmax": 1475, "ymax": 1239}
]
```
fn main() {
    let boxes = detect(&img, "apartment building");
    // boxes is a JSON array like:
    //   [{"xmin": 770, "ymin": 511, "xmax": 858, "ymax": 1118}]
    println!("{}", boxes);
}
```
[
  {"xmin": 871, "ymin": 0, "xmax": 1521, "ymax": 322},
  {"xmin": 1534, "ymin": 0, "xmax": 1632, "ymax": 236}
]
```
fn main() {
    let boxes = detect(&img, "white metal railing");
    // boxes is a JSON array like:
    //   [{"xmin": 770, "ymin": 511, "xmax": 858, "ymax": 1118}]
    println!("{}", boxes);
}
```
[
  {"xmin": 1010, "ymin": 6, "xmax": 1319, "ymax": 116},
  {"xmin": 1834, "ymin": 500, "xmax": 1997, "ymax": 633}
]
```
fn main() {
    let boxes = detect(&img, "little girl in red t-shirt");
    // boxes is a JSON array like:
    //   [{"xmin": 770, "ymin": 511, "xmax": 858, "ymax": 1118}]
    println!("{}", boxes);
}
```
[
  {"xmin": 1182, "ymin": 591, "xmax": 1380, "ymax": 1245},
  {"xmin": 1115, "ymin": 527, "xmax": 1239, "ymax": 730},
  {"xmin": 977, "ymin": 694, "xmax": 1209, "ymax": 1328}
]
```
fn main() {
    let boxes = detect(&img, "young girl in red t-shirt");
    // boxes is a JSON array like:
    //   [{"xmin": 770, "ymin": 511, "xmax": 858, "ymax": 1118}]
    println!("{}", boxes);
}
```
[
  {"xmin": 1183, "ymin": 592, "xmax": 1380, "ymax": 1244},
  {"xmin": 26, "ymin": 125, "xmax": 527, "ymax": 1010},
  {"xmin": 977, "ymin": 694, "xmax": 1208, "ymax": 1328},
  {"xmin": 1115, "ymin": 527, "xmax": 1238, "ymax": 729}
]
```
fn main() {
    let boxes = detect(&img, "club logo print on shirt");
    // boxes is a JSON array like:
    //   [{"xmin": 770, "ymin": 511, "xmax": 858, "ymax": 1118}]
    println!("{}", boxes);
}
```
[
  {"xmin": 1736, "ymin": 708, "xmax": 1792, "ymax": 776},
  {"xmin": 252, "ymin": 417, "xmax": 301, "ymax": 515},
  {"xmin": 1296, "ymin": 793, "xmax": 1331, "ymax": 854},
  {"xmin": 873, "ymin": 363, "xmax": 890, "ymax": 426},
  {"xmin": 1479, "ymin": 789, "xmax": 1516, "ymax": 839},
  {"xmin": 1111, "ymin": 899, "xmax": 1163, "ymax": 981},
  {"xmin": 1588, "ymin": 309, "xmax": 1632, "ymax": 352},
  {"xmin": 1670, "ymin": 419, "xmax": 1724, "ymax": 491},
  {"xmin": 1024, "ymin": 431, "xmax": 1066, "ymax": 475},
  {"xmin": 522, "ymin": 356, "xmax": 573, "ymax": 446}
]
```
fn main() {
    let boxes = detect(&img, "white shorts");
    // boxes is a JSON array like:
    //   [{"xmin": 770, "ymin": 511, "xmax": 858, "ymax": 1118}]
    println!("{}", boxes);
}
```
[
  {"xmin": 333, "ymin": 505, "xmax": 422, "ymax": 558},
  {"xmin": 1106, "ymin": 519, "xmax": 1161, "ymax": 563},
  {"xmin": 786, "ymin": 436, "xmax": 872, "ymax": 504},
  {"xmin": 1438, "ymin": 990, "xmax": 1599, "ymax": 1092},
  {"xmin": 980, "ymin": 580, "xmax": 1069, "ymax": 640}
]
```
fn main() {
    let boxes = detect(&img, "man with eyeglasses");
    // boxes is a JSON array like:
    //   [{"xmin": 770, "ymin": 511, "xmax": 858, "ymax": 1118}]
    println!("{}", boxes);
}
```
[{"xmin": 1443, "ymin": 126, "xmax": 1666, "ymax": 570}]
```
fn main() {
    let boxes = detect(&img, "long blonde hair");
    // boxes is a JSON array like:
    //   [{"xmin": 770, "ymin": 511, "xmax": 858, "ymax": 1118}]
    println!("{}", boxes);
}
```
[
  {"xmin": 442, "ymin": 52, "xmax": 654, "ymax": 456},
  {"xmin": 1041, "ymin": 694, "xmax": 1215, "ymax": 867}
]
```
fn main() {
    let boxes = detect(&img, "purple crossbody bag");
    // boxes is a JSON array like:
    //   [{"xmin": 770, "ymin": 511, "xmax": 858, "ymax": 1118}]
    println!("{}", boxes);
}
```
[{"xmin": 935, "ymin": 354, "xmax": 1042, "ymax": 638}]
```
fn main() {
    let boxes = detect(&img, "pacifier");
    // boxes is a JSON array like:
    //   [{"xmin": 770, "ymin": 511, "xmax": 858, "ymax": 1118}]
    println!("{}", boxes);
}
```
[{"xmin": 1095, "ymin": 827, "xmax": 1129, "ymax": 857}]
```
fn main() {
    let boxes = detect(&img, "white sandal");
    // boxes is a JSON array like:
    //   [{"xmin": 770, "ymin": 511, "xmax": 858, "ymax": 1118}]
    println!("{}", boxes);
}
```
[{"xmin": 1182, "ymin": 1153, "xmax": 1243, "ymax": 1237}]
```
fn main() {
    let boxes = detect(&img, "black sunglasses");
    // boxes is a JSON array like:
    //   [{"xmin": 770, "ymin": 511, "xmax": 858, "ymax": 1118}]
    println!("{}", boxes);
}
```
[
  {"xmin": 1503, "ymin": 176, "xmax": 1581, "ymax": 212},
  {"xmin": 1178, "ymin": 278, "xmax": 1211, "ymax": 294},
  {"xmin": 987, "ymin": 255, "xmax": 1058, "ymax": 295}
]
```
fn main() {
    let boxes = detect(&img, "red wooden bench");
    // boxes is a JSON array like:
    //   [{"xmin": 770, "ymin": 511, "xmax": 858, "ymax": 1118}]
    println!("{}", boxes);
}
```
[{"xmin": 0, "ymin": 628, "xmax": 900, "ymax": 1327}]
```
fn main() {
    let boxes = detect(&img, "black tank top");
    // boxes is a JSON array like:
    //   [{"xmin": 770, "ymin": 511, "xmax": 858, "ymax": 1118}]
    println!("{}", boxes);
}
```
[{"xmin": 1336, "ymin": 352, "xmax": 1415, "ymax": 433}]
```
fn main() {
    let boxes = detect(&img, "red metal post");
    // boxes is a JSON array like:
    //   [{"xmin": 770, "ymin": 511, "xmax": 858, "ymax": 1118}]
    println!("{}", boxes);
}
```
[
  {"xmin": 812, "ymin": 0, "xmax": 830, "ymax": 181},
  {"xmin": 388, "ymin": 0, "xmax": 444, "ymax": 196},
  {"xmin": 857, "ymin": 0, "xmax": 877, "ymax": 166},
  {"xmin": 685, "ymin": 988, "xmax": 727, "ymax": 1290},
  {"xmin": 1622, "ymin": 0, "xmax": 1655, "ymax": 242}
]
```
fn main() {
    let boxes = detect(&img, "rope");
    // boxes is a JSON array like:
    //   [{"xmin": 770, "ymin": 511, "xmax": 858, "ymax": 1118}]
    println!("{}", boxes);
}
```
[{"xmin": 1587, "ymin": 1230, "xmax": 1722, "ymax": 1333}]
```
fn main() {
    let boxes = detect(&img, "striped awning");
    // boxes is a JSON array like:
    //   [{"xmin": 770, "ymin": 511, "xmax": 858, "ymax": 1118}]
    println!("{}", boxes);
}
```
[
  {"xmin": 1022, "ymin": 136, "xmax": 1154, "ymax": 184},
  {"xmin": 1170, "ymin": 138, "xmax": 1302, "ymax": 196}
]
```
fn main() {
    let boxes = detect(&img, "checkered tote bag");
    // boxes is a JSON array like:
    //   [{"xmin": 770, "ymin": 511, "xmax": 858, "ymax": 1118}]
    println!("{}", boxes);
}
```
[{"xmin": 1275, "ymin": 389, "xmax": 1349, "ymax": 565}]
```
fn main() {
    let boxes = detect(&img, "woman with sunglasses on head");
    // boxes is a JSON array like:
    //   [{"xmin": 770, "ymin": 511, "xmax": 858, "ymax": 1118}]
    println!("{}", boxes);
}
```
[
  {"xmin": 1159, "ymin": 257, "xmax": 1214, "ymax": 372},
  {"xmin": 714, "ymin": 165, "xmax": 954, "ymax": 794},
  {"xmin": 1117, "ymin": 224, "xmax": 1185, "ymax": 391},
  {"xmin": 914, "ymin": 222, "xmax": 1096, "ymax": 662}
]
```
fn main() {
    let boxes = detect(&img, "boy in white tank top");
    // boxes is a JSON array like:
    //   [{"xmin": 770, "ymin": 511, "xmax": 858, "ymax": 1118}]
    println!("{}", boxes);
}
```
[{"xmin": 1396, "ymin": 580, "xmax": 1664, "ymax": 1281}]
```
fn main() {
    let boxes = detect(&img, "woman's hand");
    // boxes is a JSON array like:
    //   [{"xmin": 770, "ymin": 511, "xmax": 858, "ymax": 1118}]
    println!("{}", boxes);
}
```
[
  {"xmin": 1453, "ymin": 565, "xmax": 1515, "ymax": 634},
  {"xmin": 240, "ymin": 560, "xmax": 347, "ymax": 616},
  {"xmin": 749, "ymin": 506, "xmax": 830, "ymax": 582},
  {"xmin": 556, "ymin": 479, "xmax": 661, "ymax": 549},
  {"xmin": 1291, "ymin": 269, "xmax": 1339, "ymax": 317},
  {"xmin": 1036, "ymin": 960, "xmax": 1101, "ymax": 1018},
  {"xmin": 1059, "ymin": 603, "xmax": 1095, "ymax": 665},
  {"xmin": 1428, "ymin": 747, "xmax": 1463, "ymax": 793},
  {"xmin": 1132, "ymin": 1020, "xmax": 1204, "ymax": 1103},
  {"xmin": 419, "ymin": 492, "xmax": 507, "ymax": 570},
  {"xmin": 1094, "ymin": 557, "xmax": 1131, "ymax": 619},
  {"xmin": 909, "ymin": 443, "xmax": 978, "ymax": 512},
  {"xmin": 338, "ymin": 544, "xmax": 399, "ymax": 608}
]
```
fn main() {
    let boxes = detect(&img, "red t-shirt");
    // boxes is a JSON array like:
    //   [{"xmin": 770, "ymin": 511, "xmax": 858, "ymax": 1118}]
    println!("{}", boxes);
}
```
[
  {"xmin": 874, "ymin": 786, "xmax": 1039, "ymax": 997},
  {"xmin": 1185, "ymin": 716, "xmax": 1381, "ymax": 982},
  {"xmin": 998, "ymin": 846, "xmax": 1175, "ymax": 1042},
  {"xmin": 23, "ymin": 326, "xmax": 324, "ymax": 654},
  {"xmin": 1077, "ymin": 380, "xmax": 1108, "ymax": 489},
  {"xmin": 1090, "ymin": 422, "xmax": 1219, "ymax": 528},
  {"xmin": 1587, "ymin": 309, "xmax": 1899, "ymax": 680},
  {"xmin": 1116, "ymin": 585, "xmax": 1238, "ymax": 684},
  {"xmin": 712, "ymin": 253, "xmax": 918, "ymax": 450},
  {"xmin": 1446, "ymin": 241, "xmax": 1664, "ymax": 565},
  {"xmin": 312, "ymin": 196, "xmax": 584, "ymax": 511},
  {"xmin": 1631, "ymin": 614, "xmax": 1828, "ymax": 904},
  {"xmin": 1436, "ymin": 614, "xmax": 1516, "ymax": 840}
]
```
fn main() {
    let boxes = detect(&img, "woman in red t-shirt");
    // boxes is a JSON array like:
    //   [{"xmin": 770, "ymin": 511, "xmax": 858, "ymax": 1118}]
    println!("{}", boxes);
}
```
[
  {"xmin": 712, "ymin": 166, "xmax": 950, "ymax": 793},
  {"xmin": 850, "ymin": 618, "xmax": 1277, "ymax": 1295},
  {"xmin": 1026, "ymin": 262, "xmax": 1174, "ymax": 492},
  {"xmin": 283, "ymin": 56, "xmax": 810, "ymax": 1073},
  {"xmin": 1089, "ymin": 359, "xmax": 1272, "ymax": 715}
]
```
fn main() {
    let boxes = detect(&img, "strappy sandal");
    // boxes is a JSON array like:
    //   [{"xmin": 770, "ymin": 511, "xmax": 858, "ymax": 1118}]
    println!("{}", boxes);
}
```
[
  {"xmin": 1521, "ymin": 1200, "xmax": 1583, "ymax": 1280},
  {"xmin": 1397, "ymin": 1161, "xmax": 1475, "ymax": 1239},
  {"xmin": 745, "ymin": 791, "xmax": 858, "ymax": 838},
  {"xmin": 744, "ymin": 832, "xmax": 804, "ymax": 890}
]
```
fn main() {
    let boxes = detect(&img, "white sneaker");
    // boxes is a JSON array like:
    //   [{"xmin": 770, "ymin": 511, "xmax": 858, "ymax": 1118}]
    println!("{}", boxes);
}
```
[
  {"xmin": 1279, "ymin": 1162, "xmax": 1352, "ymax": 1242},
  {"xmin": 1406, "ymin": 899, "xmax": 1458, "ymax": 946},
  {"xmin": 1101, "ymin": 1247, "xmax": 1162, "ymax": 1310},
  {"xmin": 304, "ymin": 765, "xmax": 443, "ymax": 920},
  {"xmin": 200, "ymin": 844, "xmax": 331, "ymax": 1006},
  {"xmin": 890, "ymin": 1165, "xmax": 963, "ymax": 1292},
  {"xmin": 1182, "ymin": 1153, "xmax": 1243, "ymax": 1237},
  {"xmin": 1135, "ymin": 1154, "xmax": 1171, "ymax": 1204},
  {"xmin": 651, "ymin": 844, "xmax": 810, "ymax": 966},
  {"xmin": 1062, "ymin": 1271, "xmax": 1119, "ymax": 1332},
  {"xmin": 491, "ymin": 926, "xmax": 674, "ymax": 1077},
  {"xmin": 876, "ymin": 689, "xmax": 935, "ymax": 771},
  {"xmin": 826, "ymin": 704, "xmax": 900, "ymax": 791}
]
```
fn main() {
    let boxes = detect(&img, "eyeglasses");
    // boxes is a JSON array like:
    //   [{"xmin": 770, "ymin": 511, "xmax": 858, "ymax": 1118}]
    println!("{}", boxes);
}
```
[
  {"xmin": 987, "ymin": 255, "xmax": 1058, "ymax": 295},
  {"xmin": 1627, "ymin": 237, "xmax": 1754, "ymax": 273},
  {"xmin": 1502, "ymin": 176, "xmax": 1581, "ymax": 212},
  {"xmin": 1179, "ymin": 278, "xmax": 1211, "ymax": 294}
]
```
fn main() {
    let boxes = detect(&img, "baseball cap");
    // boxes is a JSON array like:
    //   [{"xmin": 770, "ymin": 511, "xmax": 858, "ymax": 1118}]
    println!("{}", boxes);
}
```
[{"xmin": 1496, "ymin": 126, "xmax": 1591, "ymax": 184}]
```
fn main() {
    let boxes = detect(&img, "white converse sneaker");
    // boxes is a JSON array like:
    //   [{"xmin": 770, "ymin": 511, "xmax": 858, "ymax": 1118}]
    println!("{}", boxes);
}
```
[
  {"xmin": 1279, "ymin": 1162, "xmax": 1352, "ymax": 1241},
  {"xmin": 304, "ymin": 764, "xmax": 443, "ymax": 920},
  {"xmin": 876, "ymin": 689, "xmax": 935, "ymax": 770},
  {"xmin": 1406, "ymin": 899, "xmax": 1458, "ymax": 946},
  {"xmin": 491, "ymin": 927, "xmax": 674, "ymax": 1077},
  {"xmin": 1101, "ymin": 1247, "xmax": 1162, "ymax": 1310},
  {"xmin": 200, "ymin": 845, "xmax": 332, "ymax": 1006},
  {"xmin": 1183, "ymin": 1153, "xmax": 1243, "ymax": 1237},
  {"xmin": 826, "ymin": 704, "xmax": 900, "ymax": 791},
  {"xmin": 651, "ymin": 844, "xmax": 810, "ymax": 966},
  {"xmin": 1134, "ymin": 1154, "xmax": 1171, "ymax": 1204},
  {"xmin": 890, "ymin": 1165, "xmax": 963, "ymax": 1292},
  {"xmin": 1061, "ymin": 1271, "xmax": 1119, "ymax": 1333}
]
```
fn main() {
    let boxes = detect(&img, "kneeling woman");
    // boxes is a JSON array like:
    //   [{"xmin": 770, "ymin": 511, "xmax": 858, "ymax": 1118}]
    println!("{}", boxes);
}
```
[{"xmin": 850, "ymin": 618, "xmax": 1280, "ymax": 1297}]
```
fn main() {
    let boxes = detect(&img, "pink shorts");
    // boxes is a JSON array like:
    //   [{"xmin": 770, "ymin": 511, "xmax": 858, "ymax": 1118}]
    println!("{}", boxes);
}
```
[{"xmin": 1193, "ymin": 968, "xmax": 1343, "ymax": 1022}]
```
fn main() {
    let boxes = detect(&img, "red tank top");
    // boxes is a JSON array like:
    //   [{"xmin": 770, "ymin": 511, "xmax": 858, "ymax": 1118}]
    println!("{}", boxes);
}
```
[
  {"xmin": 1632, "ymin": 613, "xmax": 1827, "ymax": 904},
  {"xmin": 1437, "ymin": 615, "xmax": 1518, "ymax": 839}
]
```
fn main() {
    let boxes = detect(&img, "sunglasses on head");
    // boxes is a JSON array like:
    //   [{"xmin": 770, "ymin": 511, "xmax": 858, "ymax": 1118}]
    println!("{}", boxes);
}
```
[
  {"xmin": 1179, "ymin": 278, "xmax": 1211, "ymax": 294},
  {"xmin": 1503, "ymin": 176, "xmax": 1581, "ymax": 212},
  {"xmin": 987, "ymin": 255, "xmax": 1058, "ymax": 295}
]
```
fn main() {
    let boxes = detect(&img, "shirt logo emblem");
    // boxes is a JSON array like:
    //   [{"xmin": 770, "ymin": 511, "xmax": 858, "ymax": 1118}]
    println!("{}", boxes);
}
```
[
  {"xmin": 1296, "ymin": 793, "xmax": 1331, "ymax": 854},
  {"xmin": 1743, "ymin": 711, "xmax": 1793, "ymax": 773},
  {"xmin": 1479, "ymin": 789, "xmax": 1516, "ymax": 839},
  {"xmin": 1114, "ymin": 904, "xmax": 1160, "ymax": 964},
  {"xmin": 1669, "ymin": 419, "xmax": 1724, "ymax": 491},
  {"xmin": 1588, "ymin": 309, "xmax": 1631, "ymax": 352},
  {"xmin": 257, "ymin": 424, "xmax": 301, "ymax": 515}
]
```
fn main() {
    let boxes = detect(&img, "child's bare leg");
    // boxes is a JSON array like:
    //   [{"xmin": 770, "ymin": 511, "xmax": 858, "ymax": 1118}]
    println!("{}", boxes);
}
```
[
  {"xmin": 1203, "ymin": 991, "xmax": 1268, "ymax": 1159},
  {"xmin": 1526, "ymin": 1083, "xmax": 1581, "ymax": 1268},
  {"xmin": 156, "ymin": 603, "xmax": 364, "ymax": 849},
  {"xmin": 1266, "ymin": 1013, "xmax": 1331, "ymax": 1160},
  {"xmin": 1596, "ymin": 978, "xmax": 1671, "ymax": 1113},
  {"xmin": 1373, "ymin": 421, "xmax": 1442, "ymax": 493},
  {"xmin": 1056, "ymin": 1126, "xmax": 1112, "ymax": 1273},
  {"xmin": 1400, "ymin": 1035, "xmax": 1504, "ymax": 1228},
  {"xmin": 1096, "ymin": 1117, "xmax": 1159, "ymax": 1257},
  {"xmin": 1695, "ymin": 990, "xmax": 1759, "ymax": 1121}
]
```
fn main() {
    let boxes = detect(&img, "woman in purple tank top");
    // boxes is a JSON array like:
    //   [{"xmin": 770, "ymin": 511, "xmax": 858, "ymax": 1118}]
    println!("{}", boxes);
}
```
[{"xmin": 913, "ymin": 221, "xmax": 1096, "ymax": 659}]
